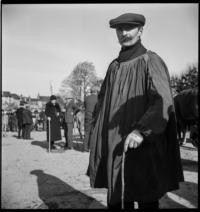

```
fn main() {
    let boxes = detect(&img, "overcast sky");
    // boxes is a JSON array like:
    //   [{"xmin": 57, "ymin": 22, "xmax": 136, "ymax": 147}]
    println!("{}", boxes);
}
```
[{"xmin": 2, "ymin": 3, "xmax": 198, "ymax": 98}]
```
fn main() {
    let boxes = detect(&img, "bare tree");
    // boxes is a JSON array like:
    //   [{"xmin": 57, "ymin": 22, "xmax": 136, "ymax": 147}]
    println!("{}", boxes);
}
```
[{"xmin": 59, "ymin": 61, "xmax": 99, "ymax": 101}]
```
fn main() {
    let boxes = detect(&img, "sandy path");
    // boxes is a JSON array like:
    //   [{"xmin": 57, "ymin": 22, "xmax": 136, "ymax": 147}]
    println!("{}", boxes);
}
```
[{"xmin": 1, "ymin": 131, "xmax": 198, "ymax": 209}]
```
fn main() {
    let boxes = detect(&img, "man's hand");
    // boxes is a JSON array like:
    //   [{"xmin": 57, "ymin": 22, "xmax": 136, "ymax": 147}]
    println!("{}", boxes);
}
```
[{"xmin": 124, "ymin": 130, "xmax": 144, "ymax": 152}]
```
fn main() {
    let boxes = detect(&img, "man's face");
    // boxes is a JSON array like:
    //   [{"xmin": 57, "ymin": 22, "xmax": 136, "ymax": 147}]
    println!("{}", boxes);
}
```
[
  {"xmin": 116, "ymin": 24, "xmax": 142, "ymax": 47},
  {"xmin": 51, "ymin": 100, "xmax": 56, "ymax": 105}
]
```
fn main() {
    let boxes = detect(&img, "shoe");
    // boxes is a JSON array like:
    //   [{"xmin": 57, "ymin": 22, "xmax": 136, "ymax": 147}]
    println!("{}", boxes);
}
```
[
  {"xmin": 84, "ymin": 148, "xmax": 89, "ymax": 152},
  {"xmin": 55, "ymin": 145, "xmax": 61, "ymax": 149},
  {"xmin": 51, "ymin": 145, "xmax": 56, "ymax": 150}
]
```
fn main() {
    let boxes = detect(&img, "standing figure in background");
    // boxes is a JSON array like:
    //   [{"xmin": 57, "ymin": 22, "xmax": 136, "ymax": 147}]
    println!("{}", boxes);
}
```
[
  {"xmin": 2, "ymin": 110, "xmax": 9, "ymax": 137},
  {"xmin": 16, "ymin": 102, "xmax": 25, "ymax": 139},
  {"xmin": 12, "ymin": 110, "xmax": 18, "ymax": 132},
  {"xmin": 63, "ymin": 98, "xmax": 80, "ymax": 150},
  {"xmin": 45, "ymin": 95, "xmax": 62, "ymax": 149},
  {"xmin": 39, "ymin": 109, "xmax": 46, "ymax": 131},
  {"xmin": 8, "ymin": 110, "xmax": 18, "ymax": 132},
  {"xmin": 83, "ymin": 88, "xmax": 98, "ymax": 152},
  {"xmin": 23, "ymin": 105, "xmax": 33, "ymax": 140}
]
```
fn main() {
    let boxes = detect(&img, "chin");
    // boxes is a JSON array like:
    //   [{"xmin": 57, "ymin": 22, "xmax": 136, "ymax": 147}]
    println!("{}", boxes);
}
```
[{"xmin": 121, "ymin": 41, "xmax": 134, "ymax": 47}]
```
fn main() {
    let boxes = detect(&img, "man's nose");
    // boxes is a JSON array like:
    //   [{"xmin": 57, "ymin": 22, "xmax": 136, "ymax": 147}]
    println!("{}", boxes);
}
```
[{"xmin": 122, "ymin": 30, "xmax": 128, "ymax": 36}]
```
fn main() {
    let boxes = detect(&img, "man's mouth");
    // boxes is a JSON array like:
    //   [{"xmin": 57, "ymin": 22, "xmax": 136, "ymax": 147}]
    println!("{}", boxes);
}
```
[{"xmin": 121, "ymin": 37, "xmax": 132, "ymax": 42}]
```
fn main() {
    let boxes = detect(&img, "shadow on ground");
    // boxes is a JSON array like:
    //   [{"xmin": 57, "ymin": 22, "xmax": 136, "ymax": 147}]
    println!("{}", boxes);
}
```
[
  {"xmin": 181, "ymin": 159, "xmax": 198, "ymax": 172},
  {"xmin": 181, "ymin": 145, "xmax": 197, "ymax": 151},
  {"xmin": 160, "ymin": 181, "xmax": 198, "ymax": 208},
  {"xmin": 31, "ymin": 140, "xmax": 49, "ymax": 149},
  {"xmin": 30, "ymin": 169, "xmax": 105, "ymax": 209}
]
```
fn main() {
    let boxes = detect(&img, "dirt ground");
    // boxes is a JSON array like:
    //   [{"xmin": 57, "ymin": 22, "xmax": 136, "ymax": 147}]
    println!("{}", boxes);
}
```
[{"xmin": 1, "ymin": 130, "xmax": 198, "ymax": 209}]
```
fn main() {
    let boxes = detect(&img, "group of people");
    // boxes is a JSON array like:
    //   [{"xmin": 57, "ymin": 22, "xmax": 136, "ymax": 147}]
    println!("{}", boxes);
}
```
[
  {"xmin": 2, "ymin": 110, "xmax": 18, "ymax": 136},
  {"xmin": 44, "ymin": 88, "xmax": 98, "ymax": 152},
  {"xmin": 2, "ymin": 102, "xmax": 47, "ymax": 140},
  {"xmin": 15, "ymin": 103, "xmax": 33, "ymax": 140}
]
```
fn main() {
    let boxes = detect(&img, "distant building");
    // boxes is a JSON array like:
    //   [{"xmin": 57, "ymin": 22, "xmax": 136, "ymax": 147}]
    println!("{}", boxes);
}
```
[
  {"xmin": 2, "ymin": 91, "xmax": 50, "ymax": 111},
  {"xmin": 37, "ymin": 95, "xmax": 49, "ymax": 109},
  {"xmin": 2, "ymin": 91, "xmax": 20, "ymax": 110}
]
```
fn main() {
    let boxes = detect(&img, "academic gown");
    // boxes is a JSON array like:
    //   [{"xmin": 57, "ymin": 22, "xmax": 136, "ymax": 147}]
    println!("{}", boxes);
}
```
[{"xmin": 88, "ymin": 50, "xmax": 184, "ymax": 206}]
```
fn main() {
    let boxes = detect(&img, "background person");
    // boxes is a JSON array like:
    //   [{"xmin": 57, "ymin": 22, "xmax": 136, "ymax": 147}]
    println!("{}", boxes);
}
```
[
  {"xmin": 83, "ymin": 88, "xmax": 98, "ymax": 152},
  {"xmin": 63, "ymin": 98, "xmax": 80, "ymax": 150},
  {"xmin": 16, "ymin": 102, "xmax": 25, "ymax": 139},
  {"xmin": 22, "ymin": 105, "xmax": 33, "ymax": 140},
  {"xmin": 45, "ymin": 95, "xmax": 62, "ymax": 149}
]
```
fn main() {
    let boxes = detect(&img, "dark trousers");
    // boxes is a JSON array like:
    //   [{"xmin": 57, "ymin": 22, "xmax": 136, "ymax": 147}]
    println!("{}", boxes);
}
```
[
  {"xmin": 18, "ymin": 124, "xmax": 25, "ymax": 138},
  {"xmin": 64, "ymin": 122, "xmax": 73, "ymax": 148},
  {"xmin": 108, "ymin": 200, "xmax": 159, "ymax": 209},
  {"xmin": 84, "ymin": 122, "xmax": 92, "ymax": 150},
  {"xmin": 24, "ymin": 124, "xmax": 32, "ymax": 139}
]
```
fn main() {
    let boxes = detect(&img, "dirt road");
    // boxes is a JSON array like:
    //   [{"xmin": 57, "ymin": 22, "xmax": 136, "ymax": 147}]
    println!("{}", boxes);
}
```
[{"xmin": 1, "ymin": 130, "xmax": 198, "ymax": 209}]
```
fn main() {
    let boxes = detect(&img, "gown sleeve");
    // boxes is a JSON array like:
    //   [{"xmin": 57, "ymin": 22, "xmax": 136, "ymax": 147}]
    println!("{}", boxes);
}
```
[
  {"xmin": 92, "ymin": 61, "xmax": 115, "ymax": 121},
  {"xmin": 133, "ymin": 53, "xmax": 174, "ymax": 138},
  {"xmin": 45, "ymin": 103, "xmax": 51, "ymax": 117}
]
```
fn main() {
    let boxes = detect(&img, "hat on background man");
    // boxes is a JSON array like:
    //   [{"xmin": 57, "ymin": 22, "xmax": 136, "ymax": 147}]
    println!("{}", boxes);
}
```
[
  {"xmin": 19, "ymin": 101, "xmax": 24, "ymax": 106},
  {"xmin": 50, "ymin": 95, "xmax": 57, "ymax": 101},
  {"xmin": 109, "ymin": 13, "xmax": 146, "ymax": 28}
]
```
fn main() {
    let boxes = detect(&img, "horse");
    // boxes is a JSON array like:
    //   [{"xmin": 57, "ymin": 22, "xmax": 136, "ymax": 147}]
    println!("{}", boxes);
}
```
[{"xmin": 174, "ymin": 87, "xmax": 198, "ymax": 147}]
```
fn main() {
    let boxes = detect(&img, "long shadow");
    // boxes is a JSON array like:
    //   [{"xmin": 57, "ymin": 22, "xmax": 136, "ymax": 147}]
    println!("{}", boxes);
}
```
[
  {"xmin": 181, "ymin": 158, "xmax": 198, "ymax": 172},
  {"xmin": 30, "ymin": 169, "xmax": 105, "ymax": 209},
  {"xmin": 31, "ymin": 140, "xmax": 48, "ymax": 149},
  {"xmin": 180, "ymin": 145, "xmax": 197, "ymax": 151},
  {"xmin": 160, "ymin": 181, "xmax": 198, "ymax": 208}
]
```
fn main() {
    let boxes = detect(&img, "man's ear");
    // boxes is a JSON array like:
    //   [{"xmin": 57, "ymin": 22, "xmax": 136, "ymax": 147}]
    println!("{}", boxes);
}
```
[{"xmin": 138, "ymin": 27, "xmax": 143, "ymax": 36}]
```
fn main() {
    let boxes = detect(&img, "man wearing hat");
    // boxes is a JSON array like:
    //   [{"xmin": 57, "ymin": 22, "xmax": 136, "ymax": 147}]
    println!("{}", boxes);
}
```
[
  {"xmin": 83, "ymin": 87, "xmax": 98, "ymax": 152},
  {"xmin": 87, "ymin": 13, "xmax": 184, "ymax": 209},
  {"xmin": 63, "ymin": 98, "xmax": 80, "ymax": 150},
  {"xmin": 22, "ymin": 104, "xmax": 33, "ymax": 139},
  {"xmin": 45, "ymin": 95, "xmax": 62, "ymax": 149},
  {"xmin": 16, "ymin": 101, "xmax": 25, "ymax": 139}
]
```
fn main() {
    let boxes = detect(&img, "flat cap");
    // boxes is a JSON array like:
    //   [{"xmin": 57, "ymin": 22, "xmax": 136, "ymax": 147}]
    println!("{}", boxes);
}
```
[
  {"xmin": 50, "ymin": 95, "xmax": 57, "ymax": 100},
  {"xmin": 109, "ymin": 13, "xmax": 145, "ymax": 28}
]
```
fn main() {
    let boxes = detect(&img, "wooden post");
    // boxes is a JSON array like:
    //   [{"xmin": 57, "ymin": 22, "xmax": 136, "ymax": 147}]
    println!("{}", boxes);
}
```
[{"xmin": 48, "ymin": 117, "xmax": 51, "ymax": 153}]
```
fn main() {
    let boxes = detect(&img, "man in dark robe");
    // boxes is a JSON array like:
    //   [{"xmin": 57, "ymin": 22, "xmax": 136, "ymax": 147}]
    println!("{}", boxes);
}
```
[
  {"xmin": 23, "ymin": 105, "xmax": 33, "ymax": 139},
  {"xmin": 63, "ymin": 98, "xmax": 80, "ymax": 150},
  {"xmin": 83, "ymin": 88, "xmax": 98, "ymax": 152},
  {"xmin": 45, "ymin": 95, "xmax": 62, "ymax": 149},
  {"xmin": 16, "ymin": 102, "xmax": 25, "ymax": 139},
  {"xmin": 87, "ymin": 13, "xmax": 184, "ymax": 209}
]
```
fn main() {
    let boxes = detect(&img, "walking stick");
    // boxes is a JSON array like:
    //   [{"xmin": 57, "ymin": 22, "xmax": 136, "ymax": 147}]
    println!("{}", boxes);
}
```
[
  {"xmin": 121, "ymin": 150, "xmax": 126, "ymax": 209},
  {"xmin": 48, "ymin": 117, "xmax": 51, "ymax": 153}
]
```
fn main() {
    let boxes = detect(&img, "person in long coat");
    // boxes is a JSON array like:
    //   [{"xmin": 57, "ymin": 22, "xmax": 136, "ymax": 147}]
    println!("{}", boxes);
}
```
[
  {"xmin": 16, "ymin": 102, "xmax": 25, "ymax": 139},
  {"xmin": 83, "ymin": 88, "xmax": 98, "ymax": 151},
  {"xmin": 9, "ymin": 110, "xmax": 18, "ymax": 132},
  {"xmin": 2, "ymin": 110, "xmax": 9, "ymax": 137},
  {"xmin": 45, "ymin": 95, "xmax": 62, "ymax": 148},
  {"xmin": 23, "ymin": 105, "xmax": 33, "ymax": 139},
  {"xmin": 87, "ymin": 13, "xmax": 184, "ymax": 209},
  {"xmin": 63, "ymin": 98, "xmax": 80, "ymax": 149}
]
